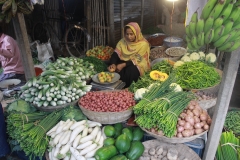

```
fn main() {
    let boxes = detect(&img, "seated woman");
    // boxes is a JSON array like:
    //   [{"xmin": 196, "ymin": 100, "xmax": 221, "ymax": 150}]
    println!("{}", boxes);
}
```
[{"xmin": 108, "ymin": 22, "xmax": 150, "ymax": 88}]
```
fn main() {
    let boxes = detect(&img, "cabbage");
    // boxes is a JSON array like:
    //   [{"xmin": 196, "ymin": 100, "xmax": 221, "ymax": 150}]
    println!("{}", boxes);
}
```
[
  {"xmin": 6, "ymin": 99, "xmax": 36, "ymax": 113},
  {"xmin": 61, "ymin": 106, "xmax": 87, "ymax": 121}
]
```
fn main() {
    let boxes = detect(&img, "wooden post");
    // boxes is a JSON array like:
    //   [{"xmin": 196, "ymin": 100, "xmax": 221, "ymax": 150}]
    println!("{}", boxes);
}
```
[
  {"xmin": 108, "ymin": 0, "xmax": 115, "ymax": 47},
  {"xmin": 121, "ymin": 0, "xmax": 124, "ymax": 37},
  {"xmin": 86, "ymin": 0, "xmax": 92, "ymax": 48},
  {"xmin": 12, "ymin": 13, "xmax": 35, "ymax": 80},
  {"xmin": 202, "ymin": 48, "xmax": 240, "ymax": 160},
  {"xmin": 141, "ymin": 0, "xmax": 145, "ymax": 29}
]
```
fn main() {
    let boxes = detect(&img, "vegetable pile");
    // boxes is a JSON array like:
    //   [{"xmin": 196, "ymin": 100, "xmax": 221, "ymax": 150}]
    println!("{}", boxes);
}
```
[
  {"xmin": 151, "ymin": 60, "xmax": 173, "ymax": 75},
  {"xmin": 174, "ymin": 61, "xmax": 221, "ymax": 89},
  {"xmin": 194, "ymin": 91, "xmax": 216, "ymax": 101},
  {"xmin": 86, "ymin": 46, "xmax": 114, "ymax": 61},
  {"xmin": 82, "ymin": 56, "xmax": 107, "ymax": 73},
  {"xmin": 97, "ymin": 72, "xmax": 115, "ymax": 83},
  {"xmin": 216, "ymin": 131, "xmax": 240, "ymax": 160},
  {"xmin": 176, "ymin": 100, "xmax": 211, "ymax": 138},
  {"xmin": 224, "ymin": 110, "xmax": 240, "ymax": 136},
  {"xmin": 20, "ymin": 57, "xmax": 93, "ymax": 107},
  {"xmin": 47, "ymin": 119, "xmax": 104, "ymax": 160},
  {"xmin": 79, "ymin": 90, "xmax": 135, "ymax": 112},
  {"xmin": 95, "ymin": 123, "xmax": 145, "ymax": 160}
]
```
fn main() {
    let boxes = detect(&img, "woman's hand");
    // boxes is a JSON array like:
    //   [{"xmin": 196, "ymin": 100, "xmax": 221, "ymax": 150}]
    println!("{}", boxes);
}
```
[
  {"xmin": 108, "ymin": 64, "xmax": 116, "ymax": 72},
  {"xmin": 116, "ymin": 63, "xmax": 126, "ymax": 72}
]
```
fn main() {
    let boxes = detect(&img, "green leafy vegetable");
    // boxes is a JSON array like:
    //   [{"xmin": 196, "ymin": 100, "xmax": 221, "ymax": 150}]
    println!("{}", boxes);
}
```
[
  {"xmin": 82, "ymin": 56, "xmax": 107, "ymax": 72},
  {"xmin": 6, "ymin": 99, "xmax": 36, "ymax": 113},
  {"xmin": 61, "ymin": 105, "xmax": 87, "ymax": 121}
]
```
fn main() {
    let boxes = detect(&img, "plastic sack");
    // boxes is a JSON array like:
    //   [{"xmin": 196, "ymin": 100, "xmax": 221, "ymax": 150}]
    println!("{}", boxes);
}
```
[{"xmin": 36, "ymin": 40, "xmax": 55, "ymax": 62}]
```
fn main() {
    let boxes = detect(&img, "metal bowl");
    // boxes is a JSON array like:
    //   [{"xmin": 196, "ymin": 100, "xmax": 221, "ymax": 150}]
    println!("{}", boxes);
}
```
[
  {"xmin": 146, "ymin": 33, "xmax": 167, "ymax": 47},
  {"xmin": 163, "ymin": 36, "xmax": 183, "ymax": 48}
]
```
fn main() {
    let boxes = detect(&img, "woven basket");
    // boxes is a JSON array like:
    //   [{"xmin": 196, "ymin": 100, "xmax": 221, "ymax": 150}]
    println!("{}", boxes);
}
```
[
  {"xmin": 140, "ymin": 127, "xmax": 207, "ymax": 143},
  {"xmin": 32, "ymin": 100, "xmax": 78, "ymax": 112},
  {"xmin": 198, "ymin": 98, "xmax": 217, "ymax": 109},
  {"xmin": 141, "ymin": 140, "xmax": 201, "ymax": 160}
]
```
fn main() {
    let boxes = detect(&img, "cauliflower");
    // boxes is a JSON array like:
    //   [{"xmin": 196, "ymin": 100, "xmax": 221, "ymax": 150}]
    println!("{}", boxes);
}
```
[
  {"xmin": 184, "ymin": 52, "xmax": 190, "ymax": 56},
  {"xmin": 181, "ymin": 56, "xmax": 191, "ymax": 62},
  {"xmin": 170, "ymin": 83, "xmax": 182, "ymax": 92},
  {"xmin": 199, "ymin": 51, "xmax": 205, "ymax": 59},
  {"xmin": 205, "ymin": 53, "xmax": 217, "ymax": 63},
  {"xmin": 173, "ymin": 61, "xmax": 184, "ymax": 68},
  {"xmin": 134, "ymin": 88, "xmax": 148, "ymax": 100},
  {"xmin": 189, "ymin": 52, "xmax": 200, "ymax": 61}
]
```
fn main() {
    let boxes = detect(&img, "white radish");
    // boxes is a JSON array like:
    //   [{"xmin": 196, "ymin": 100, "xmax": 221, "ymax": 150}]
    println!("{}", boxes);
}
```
[
  {"xmin": 79, "ymin": 143, "xmax": 97, "ymax": 156},
  {"xmin": 101, "ymin": 127, "xmax": 107, "ymax": 139},
  {"xmin": 50, "ymin": 131, "xmax": 57, "ymax": 138},
  {"xmin": 88, "ymin": 127, "xmax": 93, "ymax": 133},
  {"xmin": 55, "ymin": 122, "xmax": 66, "ymax": 134},
  {"xmin": 89, "ymin": 126, "xmax": 99, "ymax": 139},
  {"xmin": 48, "ymin": 151, "xmax": 52, "ymax": 160},
  {"xmin": 61, "ymin": 130, "xmax": 72, "ymax": 145},
  {"xmin": 70, "ymin": 154, "xmax": 77, "ymax": 160},
  {"xmin": 63, "ymin": 155, "xmax": 70, "ymax": 160},
  {"xmin": 63, "ymin": 121, "xmax": 74, "ymax": 131},
  {"xmin": 98, "ymin": 136, "xmax": 104, "ymax": 147},
  {"xmin": 70, "ymin": 147, "xmax": 86, "ymax": 160},
  {"xmin": 81, "ymin": 127, "xmax": 89, "ymax": 137},
  {"xmin": 70, "ymin": 120, "xmax": 86, "ymax": 130},
  {"xmin": 77, "ymin": 141, "xmax": 93, "ymax": 150},
  {"xmin": 86, "ymin": 158, "xmax": 96, "ymax": 160},
  {"xmin": 54, "ymin": 144, "xmax": 61, "ymax": 157},
  {"xmin": 47, "ymin": 121, "xmax": 61, "ymax": 135},
  {"xmin": 69, "ymin": 125, "xmax": 86, "ymax": 143},
  {"xmin": 53, "ymin": 132, "xmax": 64, "ymax": 145},
  {"xmin": 79, "ymin": 135, "xmax": 94, "ymax": 144},
  {"xmin": 73, "ymin": 134, "xmax": 82, "ymax": 148},
  {"xmin": 60, "ymin": 143, "xmax": 71, "ymax": 155},
  {"xmin": 95, "ymin": 131, "xmax": 102, "ymax": 143},
  {"xmin": 85, "ymin": 147, "xmax": 99, "ymax": 158},
  {"xmin": 51, "ymin": 147, "xmax": 56, "ymax": 160},
  {"xmin": 87, "ymin": 121, "xmax": 102, "ymax": 127}
]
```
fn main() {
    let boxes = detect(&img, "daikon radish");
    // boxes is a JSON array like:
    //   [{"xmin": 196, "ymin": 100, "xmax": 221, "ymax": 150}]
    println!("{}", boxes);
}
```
[
  {"xmin": 70, "ymin": 120, "xmax": 86, "ymax": 130},
  {"xmin": 69, "ymin": 125, "xmax": 86, "ymax": 143},
  {"xmin": 79, "ymin": 143, "xmax": 97, "ymax": 156},
  {"xmin": 73, "ymin": 134, "xmax": 82, "ymax": 148},
  {"xmin": 77, "ymin": 141, "xmax": 93, "ymax": 150}
]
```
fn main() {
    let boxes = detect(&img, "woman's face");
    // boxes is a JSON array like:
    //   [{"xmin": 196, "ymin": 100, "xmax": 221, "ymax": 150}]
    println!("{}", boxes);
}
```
[{"xmin": 125, "ymin": 28, "xmax": 136, "ymax": 42}]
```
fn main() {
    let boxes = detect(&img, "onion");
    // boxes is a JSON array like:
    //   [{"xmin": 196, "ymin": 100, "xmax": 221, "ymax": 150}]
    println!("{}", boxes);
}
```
[
  {"xmin": 194, "ymin": 123, "xmax": 202, "ymax": 129},
  {"xmin": 192, "ymin": 109, "xmax": 200, "ymax": 117},
  {"xmin": 182, "ymin": 129, "xmax": 192, "ymax": 137},
  {"xmin": 193, "ymin": 116, "xmax": 200, "ymax": 123},
  {"xmin": 188, "ymin": 105, "xmax": 194, "ymax": 110},
  {"xmin": 207, "ymin": 118, "xmax": 212, "ymax": 125},
  {"xmin": 177, "ymin": 133, "xmax": 183, "ymax": 138},
  {"xmin": 177, "ymin": 126, "xmax": 184, "ymax": 133},
  {"xmin": 195, "ymin": 128, "xmax": 204, "ymax": 135},
  {"xmin": 200, "ymin": 121, "xmax": 206, "ymax": 127},
  {"xmin": 185, "ymin": 115, "xmax": 194, "ymax": 125},
  {"xmin": 184, "ymin": 122, "xmax": 191, "ymax": 130},
  {"xmin": 203, "ymin": 124, "xmax": 209, "ymax": 130},
  {"xmin": 178, "ymin": 120, "xmax": 186, "ymax": 126},
  {"xmin": 186, "ymin": 110, "xmax": 194, "ymax": 117},
  {"xmin": 200, "ymin": 113, "xmax": 208, "ymax": 121}
]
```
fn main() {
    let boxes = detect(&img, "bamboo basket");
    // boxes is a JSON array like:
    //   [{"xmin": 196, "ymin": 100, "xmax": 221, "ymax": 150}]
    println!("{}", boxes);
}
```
[
  {"xmin": 141, "ymin": 140, "xmax": 201, "ymax": 160},
  {"xmin": 140, "ymin": 126, "xmax": 207, "ymax": 144}
]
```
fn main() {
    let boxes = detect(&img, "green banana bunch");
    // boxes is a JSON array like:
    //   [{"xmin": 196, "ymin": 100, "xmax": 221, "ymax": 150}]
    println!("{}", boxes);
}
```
[
  {"xmin": 189, "ymin": 21, "xmax": 197, "ymax": 36},
  {"xmin": 200, "ymin": 0, "xmax": 218, "ymax": 20},
  {"xmin": 2, "ymin": 0, "xmax": 12, "ymax": 13},
  {"xmin": 226, "ymin": 41, "xmax": 240, "ymax": 52},
  {"xmin": 222, "ymin": 19, "xmax": 234, "ymax": 35},
  {"xmin": 196, "ymin": 19, "xmax": 204, "ymax": 35},
  {"xmin": 213, "ymin": 16, "xmax": 224, "ymax": 30},
  {"xmin": 187, "ymin": 42, "xmax": 195, "ymax": 50},
  {"xmin": 191, "ymin": 36, "xmax": 200, "ymax": 50},
  {"xmin": 219, "ymin": 0, "xmax": 234, "ymax": 22},
  {"xmin": 217, "ymin": 41, "xmax": 235, "ymax": 51},
  {"xmin": 214, "ymin": 34, "xmax": 232, "ymax": 47},
  {"xmin": 197, "ymin": 32, "xmax": 205, "ymax": 47},
  {"xmin": 190, "ymin": 10, "xmax": 198, "ymax": 23},
  {"xmin": 209, "ymin": 0, "xmax": 226, "ymax": 20},
  {"xmin": 185, "ymin": 25, "xmax": 191, "ymax": 37},
  {"xmin": 228, "ymin": 5, "xmax": 240, "ymax": 21},
  {"xmin": 232, "ymin": 23, "xmax": 240, "ymax": 29},
  {"xmin": 204, "ymin": 29, "xmax": 214, "ymax": 44},
  {"xmin": 227, "ymin": 29, "xmax": 240, "ymax": 41},
  {"xmin": 212, "ymin": 25, "xmax": 225, "ymax": 42},
  {"xmin": 204, "ymin": 16, "xmax": 214, "ymax": 34}
]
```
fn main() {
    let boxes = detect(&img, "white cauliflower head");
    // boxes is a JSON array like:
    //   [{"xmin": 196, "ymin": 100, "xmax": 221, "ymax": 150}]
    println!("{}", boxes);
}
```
[
  {"xmin": 205, "ymin": 53, "xmax": 217, "ymax": 63},
  {"xmin": 181, "ymin": 56, "xmax": 191, "ymax": 62},
  {"xmin": 189, "ymin": 52, "xmax": 200, "ymax": 61},
  {"xmin": 170, "ymin": 83, "xmax": 183, "ymax": 92},
  {"xmin": 173, "ymin": 61, "xmax": 184, "ymax": 68},
  {"xmin": 198, "ymin": 51, "xmax": 205, "ymax": 59},
  {"xmin": 184, "ymin": 53, "xmax": 190, "ymax": 56}
]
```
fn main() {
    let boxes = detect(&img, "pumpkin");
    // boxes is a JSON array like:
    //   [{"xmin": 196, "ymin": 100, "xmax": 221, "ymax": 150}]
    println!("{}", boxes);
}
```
[{"xmin": 149, "ymin": 70, "xmax": 169, "ymax": 81}]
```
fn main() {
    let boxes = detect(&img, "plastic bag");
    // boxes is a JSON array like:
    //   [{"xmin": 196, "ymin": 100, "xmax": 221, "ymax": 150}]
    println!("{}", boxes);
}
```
[{"xmin": 36, "ymin": 40, "xmax": 55, "ymax": 62}]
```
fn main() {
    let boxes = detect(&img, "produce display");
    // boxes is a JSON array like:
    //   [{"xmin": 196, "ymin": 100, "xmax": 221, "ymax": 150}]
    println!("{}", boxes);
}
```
[
  {"xmin": 79, "ymin": 90, "xmax": 135, "ymax": 112},
  {"xmin": 194, "ymin": 91, "xmax": 216, "ymax": 101},
  {"xmin": 47, "ymin": 119, "xmax": 104, "ymax": 160},
  {"xmin": 20, "ymin": 57, "xmax": 93, "ymax": 107},
  {"xmin": 86, "ymin": 46, "xmax": 114, "ymax": 61},
  {"xmin": 174, "ymin": 61, "xmax": 221, "ymax": 89},
  {"xmin": 96, "ymin": 124, "xmax": 145, "ymax": 160},
  {"xmin": 186, "ymin": 0, "xmax": 240, "ymax": 52},
  {"xmin": 216, "ymin": 131, "xmax": 240, "ymax": 160},
  {"xmin": 224, "ymin": 110, "xmax": 240, "ymax": 135},
  {"xmin": 97, "ymin": 72, "xmax": 115, "ymax": 83}
]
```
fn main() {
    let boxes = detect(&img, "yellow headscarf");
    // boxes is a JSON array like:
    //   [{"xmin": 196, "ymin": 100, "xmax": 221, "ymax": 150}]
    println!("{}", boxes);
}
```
[{"xmin": 115, "ymin": 22, "xmax": 150, "ymax": 76}]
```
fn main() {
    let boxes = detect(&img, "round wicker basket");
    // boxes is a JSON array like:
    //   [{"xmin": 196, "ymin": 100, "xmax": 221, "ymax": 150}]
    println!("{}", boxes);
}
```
[
  {"xmin": 198, "ymin": 97, "xmax": 217, "ymax": 109},
  {"xmin": 32, "ymin": 100, "xmax": 78, "ymax": 112},
  {"xmin": 140, "ymin": 127, "xmax": 207, "ymax": 143},
  {"xmin": 141, "ymin": 140, "xmax": 201, "ymax": 160},
  {"xmin": 79, "ymin": 105, "xmax": 133, "ymax": 124}
]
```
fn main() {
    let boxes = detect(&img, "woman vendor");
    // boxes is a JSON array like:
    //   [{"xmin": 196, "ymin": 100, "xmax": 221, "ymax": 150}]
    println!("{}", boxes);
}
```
[{"xmin": 108, "ymin": 22, "xmax": 150, "ymax": 88}]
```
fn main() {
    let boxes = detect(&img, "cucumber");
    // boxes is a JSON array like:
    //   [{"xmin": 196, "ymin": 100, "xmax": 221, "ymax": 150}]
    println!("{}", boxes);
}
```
[
  {"xmin": 50, "ymin": 101, "xmax": 57, "ymax": 106},
  {"xmin": 61, "ymin": 96, "xmax": 68, "ymax": 101},
  {"xmin": 38, "ymin": 90, "xmax": 43, "ymax": 99}
]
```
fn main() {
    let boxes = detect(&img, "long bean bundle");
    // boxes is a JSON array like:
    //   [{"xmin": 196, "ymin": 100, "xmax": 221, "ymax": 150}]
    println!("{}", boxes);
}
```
[
  {"xmin": 216, "ymin": 131, "xmax": 240, "ymax": 160},
  {"xmin": 224, "ymin": 111, "xmax": 240, "ymax": 135}
]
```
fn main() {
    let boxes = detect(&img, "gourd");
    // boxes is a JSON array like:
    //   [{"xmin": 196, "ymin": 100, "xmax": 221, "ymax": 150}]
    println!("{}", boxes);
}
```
[
  {"xmin": 122, "ymin": 128, "xmax": 133, "ymax": 141},
  {"xmin": 115, "ymin": 134, "xmax": 131, "ymax": 153},
  {"xmin": 132, "ymin": 127, "xmax": 144, "ymax": 141},
  {"xmin": 126, "ymin": 141, "xmax": 145, "ymax": 160},
  {"xmin": 95, "ymin": 145, "xmax": 118, "ymax": 160},
  {"xmin": 110, "ymin": 155, "xmax": 128, "ymax": 160},
  {"xmin": 149, "ymin": 70, "xmax": 169, "ymax": 81}
]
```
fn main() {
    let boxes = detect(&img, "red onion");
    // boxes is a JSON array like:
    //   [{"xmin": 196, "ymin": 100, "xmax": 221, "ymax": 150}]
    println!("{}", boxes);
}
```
[
  {"xmin": 200, "ymin": 113, "xmax": 208, "ymax": 121},
  {"xmin": 207, "ymin": 118, "xmax": 212, "ymax": 125},
  {"xmin": 178, "ymin": 120, "xmax": 186, "ymax": 126},
  {"xmin": 187, "ymin": 110, "xmax": 194, "ymax": 117},
  {"xmin": 177, "ymin": 126, "xmax": 184, "ymax": 133},
  {"xmin": 184, "ymin": 122, "xmax": 192, "ymax": 130},
  {"xmin": 185, "ymin": 115, "xmax": 194, "ymax": 125},
  {"xmin": 203, "ymin": 124, "xmax": 209, "ymax": 130},
  {"xmin": 192, "ymin": 109, "xmax": 200, "ymax": 117},
  {"xmin": 193, "ymin": 116, "xmax": 200, "ymax": 123},
  {"xmin": 182, "ymin": 129, "xmax": 192, "ymax": 137},
  {"xmin": 194, "ymin": 123, "xmax": 202, "ymax": 129}
]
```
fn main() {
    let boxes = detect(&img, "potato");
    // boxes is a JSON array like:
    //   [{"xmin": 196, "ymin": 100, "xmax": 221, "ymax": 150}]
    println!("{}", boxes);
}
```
[
  {"xmin": 148, "ymin": 148, "xmax": 156, "ymax": 156},
  {"xmin": 155, "ymin": 146, "xmax": 163, "ymax": 155}
]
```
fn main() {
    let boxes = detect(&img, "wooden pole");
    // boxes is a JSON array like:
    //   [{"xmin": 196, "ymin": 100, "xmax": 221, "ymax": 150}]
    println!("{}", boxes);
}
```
[
  {"xmin": 202, "ymin": 48, "xmax": 240, "ymax": 160},
  {"xmin": 121, "ymin": 0, "xmax": 124, "ymax": 37},
  {"xmin": 12, "ymin": 13, "xmax": 35, "ymax": 80},
  {"xmin": 141, "ymin": 0, "xmax": 145, "ymax": 29},
  {"xmin": 108, "ymin": 0, "xmax": 115, "ymax": 47},
  {"xmin": 86, "ymin": 0, "xmax": 92, "ymax": 48}
]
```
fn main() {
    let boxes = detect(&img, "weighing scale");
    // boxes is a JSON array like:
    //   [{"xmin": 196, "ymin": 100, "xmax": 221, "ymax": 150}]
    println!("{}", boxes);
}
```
[{"xmin": 91, "ymin": 80, "xmax": 126, "ymax": 91}]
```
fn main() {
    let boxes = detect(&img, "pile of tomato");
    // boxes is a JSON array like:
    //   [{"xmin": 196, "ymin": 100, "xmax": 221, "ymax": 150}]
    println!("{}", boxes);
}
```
[{"xmin": 86, "ymin": 46, "xmax": 114, "ymax": 60}]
